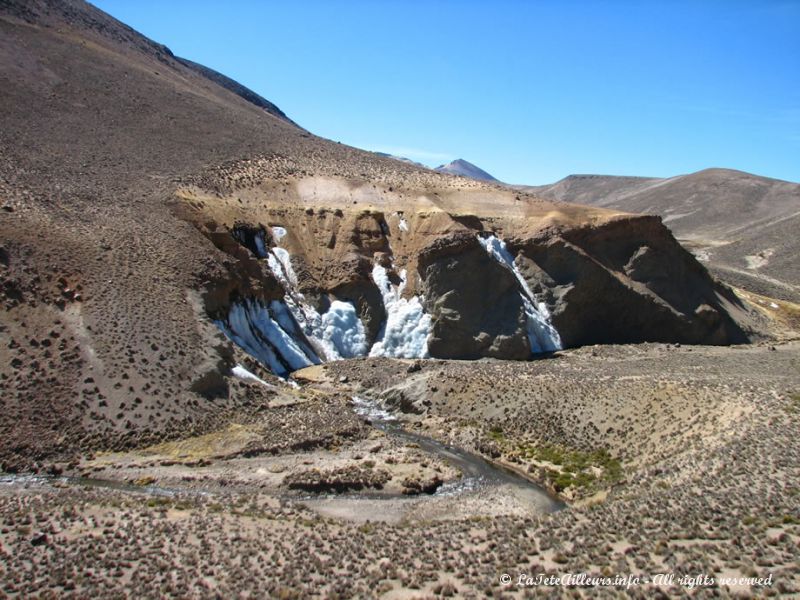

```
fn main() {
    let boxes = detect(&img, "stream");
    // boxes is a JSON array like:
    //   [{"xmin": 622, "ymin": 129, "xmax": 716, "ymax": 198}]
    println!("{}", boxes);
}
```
[
  {"xmin": 294, "ymin": 396, "xmax": 564, "ymax": 522},
  {"xmin": 354, "ymin": 395, "xmax": 562, "ymax": 502},
  {"xmin": 1, "ymin": 397, "xmax": 564, "ymax": 523},
  {"xmin": 0, "ymin": 473, "xmax": 188, "ymax": 497}
]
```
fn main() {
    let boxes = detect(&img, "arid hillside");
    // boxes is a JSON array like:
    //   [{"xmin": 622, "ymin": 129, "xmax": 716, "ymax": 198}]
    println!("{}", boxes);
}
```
[
  {"xmin": 0, "ymin": 0, "xmax": 762, "ymax": 469},
  {"xmin": 523, "ymin": 169, "xmax": 800, "ymax": 301}
]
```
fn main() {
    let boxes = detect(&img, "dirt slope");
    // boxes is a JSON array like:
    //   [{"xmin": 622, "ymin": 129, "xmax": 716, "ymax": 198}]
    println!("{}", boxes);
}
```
[{"xmin": 523, "ymin": 169, "xmax": 800, "ymax": 300}]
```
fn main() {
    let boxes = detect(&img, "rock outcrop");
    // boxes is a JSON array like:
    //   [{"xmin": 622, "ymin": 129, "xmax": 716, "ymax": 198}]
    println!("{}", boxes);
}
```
[
  {"xmin": 179, "ymin": 172, "xmax": 755, "ymax": 369},
  {"xmin": 512, "ymin": 216, "xmax": 750, "ymax": 347},
  {"xmin": 418, "ymin": 233, "xmax": 530, "ymax": 359}
]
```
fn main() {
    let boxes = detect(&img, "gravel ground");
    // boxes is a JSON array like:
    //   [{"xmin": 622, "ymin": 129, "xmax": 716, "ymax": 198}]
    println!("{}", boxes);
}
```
[{"xmin": 1, "ymin": 341, "xmax": 798, "ymax": 598}]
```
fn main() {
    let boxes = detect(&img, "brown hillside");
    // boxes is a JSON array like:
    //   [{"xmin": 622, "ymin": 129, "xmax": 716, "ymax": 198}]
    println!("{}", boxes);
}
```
[{"xmin": 0, "ymin": 0, "xmax": 760, "ymax": 468}]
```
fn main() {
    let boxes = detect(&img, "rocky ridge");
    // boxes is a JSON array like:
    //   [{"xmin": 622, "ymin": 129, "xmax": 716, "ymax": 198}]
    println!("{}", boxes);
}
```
[{"xmin": 523, "ymin": 169, "xmax": 800, "ymax": 301}]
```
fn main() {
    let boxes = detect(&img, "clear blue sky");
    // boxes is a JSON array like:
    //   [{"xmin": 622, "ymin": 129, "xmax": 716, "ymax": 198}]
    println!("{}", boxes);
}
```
[{"xmin": 92, "ymin": 0, "xmax": 799, "ymax": 184}]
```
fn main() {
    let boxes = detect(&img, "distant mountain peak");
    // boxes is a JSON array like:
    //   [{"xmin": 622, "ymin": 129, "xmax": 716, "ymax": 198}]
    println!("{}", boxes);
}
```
[{"xmin": 435, "ymin": 159, "xmax": 498, "ymax": 182}]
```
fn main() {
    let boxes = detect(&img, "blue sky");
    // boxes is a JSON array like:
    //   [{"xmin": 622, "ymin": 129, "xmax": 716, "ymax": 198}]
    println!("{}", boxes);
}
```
[{"xmin": 93, "ymin": 0, "xmax": 799, "ymax": 184}]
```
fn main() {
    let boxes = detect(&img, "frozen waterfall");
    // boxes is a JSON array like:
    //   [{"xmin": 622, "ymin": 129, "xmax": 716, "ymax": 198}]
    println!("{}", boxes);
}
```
[
  {"xmin": 214, "ymin": 299, "xmax": 318, "ymax": 378},
  {"xmin": 369, "ymin": 264, "xmax": 432, "ymax": 358},
  {"xmin": 477, "ymin": 234, "xmax": 562, "ymax": 353},
  {"xmin": 217, "ymin": 224, "xmax": 434, "ymax": 377},
  {"xmin": 267, "ymin": 249, "xmax": 367, "ymax": 361}
]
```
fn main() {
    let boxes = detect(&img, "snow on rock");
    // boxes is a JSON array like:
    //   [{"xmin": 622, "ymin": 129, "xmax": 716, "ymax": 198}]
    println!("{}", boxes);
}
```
[
  {"xmin": 369, "ymin": 264, "xmax": 432, "ymax": 358},
  {"xmin": 477, "ymin": 234, "xmax": 562, "ymax": 354},
  {"xmin": 232, "ymin": 364, "xmax": 274, "ymax": 388},
  {"xmin": 391, "ymin": 211, "xmax": 409, "ymax": 233},
  {"xmin": 267, "ymin": 247, "xmax": 297, "ymax": 288}
]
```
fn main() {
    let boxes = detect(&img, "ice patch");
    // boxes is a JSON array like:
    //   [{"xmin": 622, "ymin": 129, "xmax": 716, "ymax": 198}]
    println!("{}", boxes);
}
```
[
  {"xmin": 318, "ymin": 300, "xmax": 369, "ymax": 358},
  {"xmin": 268, "ymin": 247, "xmax": 297, "ymax": 287},
  {"xmin": 478, "ymin": 234, "xmax": 562, "ymax": 354},
  {"xmin": 351, "ymin": 395, "xmax": 396, "ymax": 422},
  {"xmin": 392, "ymin": 211, "xmax": 409, "ymax": 232},
  {"xmin": 369, "ymin": 264, "xmax": 432, "ymax": 358},
  {"xmin": 232, "ymin": 364, "xmax": 274, "ymax": 388},
  {"xmin": 215, "ymin": 299, "xmax": 318, "ymax": 377}
]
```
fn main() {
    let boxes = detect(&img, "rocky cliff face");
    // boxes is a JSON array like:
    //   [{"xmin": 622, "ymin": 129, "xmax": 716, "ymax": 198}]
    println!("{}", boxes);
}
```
[
  {"xmin": 418, "ymin": 233, "xmax": 531, "ymax": 360},
  {"xmin": 513, "ymin": 216, "xmax": 750, "ymax": 347},
  {"xmin": 177, "ymin": 165, "xmax": 755, "ymax": 373}
]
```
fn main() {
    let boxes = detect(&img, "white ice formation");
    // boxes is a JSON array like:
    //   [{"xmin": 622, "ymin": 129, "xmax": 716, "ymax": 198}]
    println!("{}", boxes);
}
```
[
  {"xmin": 477, "ymin": 234, "xmax": 562, "ymax": 353},
  {"xmin": 231, "ymin": 364, "xmax": 274, "ymax": 388},
  {"xmin": 368, "ymin": 264, "xmax": 432, "ymax": 358},
  {"xmin": 216, "ymin": 227, "xmax": 373, "ymax": 376},
  {"xmin": 265, "ymin": 245, "xmax": 367, "ymax": 360},
  {"xmin": 215, "ymin": 299, "xmax": 317, "ymax": 377}
]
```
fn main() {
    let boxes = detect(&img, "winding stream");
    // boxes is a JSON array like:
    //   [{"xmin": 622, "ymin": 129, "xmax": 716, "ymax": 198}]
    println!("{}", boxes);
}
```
[
  {"xmin": 0, "ymin": 473, "xmax": 188, "ymax": 497},
  {"xmin": 1, "ymin": 397, "xmax": 563, "ymax": 523},
  {"xmin": 339, "ymin": 395, "xmax": 564, "ymax": 518}
]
